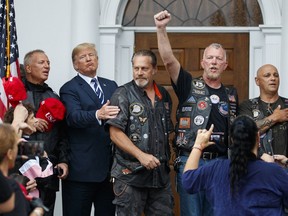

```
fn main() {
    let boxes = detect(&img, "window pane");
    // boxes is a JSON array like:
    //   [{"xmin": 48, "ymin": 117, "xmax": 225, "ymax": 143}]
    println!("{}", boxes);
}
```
[{"xmin": 122, "ymin": 0, "xmax": 263, "ymax": 26}]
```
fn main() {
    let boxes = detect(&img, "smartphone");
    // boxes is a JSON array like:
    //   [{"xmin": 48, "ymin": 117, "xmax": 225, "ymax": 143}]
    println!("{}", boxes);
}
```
[{"xmin": 18, "ymin": 140, "xmax": 44, "ymax": 157}]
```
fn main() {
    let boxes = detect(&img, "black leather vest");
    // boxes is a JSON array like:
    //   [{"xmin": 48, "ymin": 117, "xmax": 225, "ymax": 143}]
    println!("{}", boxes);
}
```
[
  {"xmin": 250, "ymin": 97, "xmax": 288, "ymax": 156},
  {"xmin": 175, "ymin": 77, "xmax": 238, "ymax": 151},
  {"xmin": 116, "ymin": 81, "xmax": 171, "ymax": 166}
]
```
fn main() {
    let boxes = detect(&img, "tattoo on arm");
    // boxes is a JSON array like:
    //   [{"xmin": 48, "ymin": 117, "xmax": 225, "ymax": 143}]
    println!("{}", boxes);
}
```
[
  {"xmin": 257, "ymin": 118, "xmax": 273, "ymax": 134},
  {"xmin": 263, "ymin": 119, "xmax": 273, "ymax": 127}
]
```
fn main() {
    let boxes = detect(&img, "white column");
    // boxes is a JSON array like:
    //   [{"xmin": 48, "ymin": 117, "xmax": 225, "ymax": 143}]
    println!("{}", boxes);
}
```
[
  {"xmin": 259, "ymin": 25, "xmax": 282, "ymax": 71},
  {"xmin": 71, "ymin": 0, "xmax": 100, "ymax": 51},
  {"xmin": 98, "ymin": 26, "xmax": 121, "ymax": 80},
  {"xmin": 249, "ymin": 30, "xmax": 264, "ymax": 98},
  {"xmin": 280, "ymin": 0, "xmax": 288, "ymax": 96}
]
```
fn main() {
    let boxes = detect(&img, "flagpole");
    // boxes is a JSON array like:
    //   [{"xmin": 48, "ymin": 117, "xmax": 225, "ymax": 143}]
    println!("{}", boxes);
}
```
[{"xmin": 6, "ymin": 0, "xmax": 10, "ymax": 78}]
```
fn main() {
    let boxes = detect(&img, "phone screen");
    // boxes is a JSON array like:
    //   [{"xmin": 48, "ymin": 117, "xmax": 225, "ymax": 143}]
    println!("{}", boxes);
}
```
[{"xmin": 18, "ymin": 140, "xmax": 44, "ymax": 157}]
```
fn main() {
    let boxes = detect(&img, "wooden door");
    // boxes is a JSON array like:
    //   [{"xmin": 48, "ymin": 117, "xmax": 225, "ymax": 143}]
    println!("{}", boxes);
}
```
[{"xmin": 135, "ymin": 33, "xmax": 249, "ymax": 216}]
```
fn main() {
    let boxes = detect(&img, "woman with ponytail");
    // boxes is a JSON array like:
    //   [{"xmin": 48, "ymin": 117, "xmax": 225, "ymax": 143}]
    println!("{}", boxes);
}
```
[{"xmin": 182, "ymin": 115, "xmax": 288, "ymax": 215}]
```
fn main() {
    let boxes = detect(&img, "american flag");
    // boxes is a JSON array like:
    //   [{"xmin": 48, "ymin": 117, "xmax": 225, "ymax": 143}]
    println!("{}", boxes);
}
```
[{"xmin": 0, "ymin": 0, "xmax": 20, "ymax": 121}]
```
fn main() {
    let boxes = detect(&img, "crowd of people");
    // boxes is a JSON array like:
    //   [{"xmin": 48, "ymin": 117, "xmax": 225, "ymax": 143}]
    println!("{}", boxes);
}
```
[{"xmin": 1, "ymin": 10, "xmax": 288, "ymax": 216}]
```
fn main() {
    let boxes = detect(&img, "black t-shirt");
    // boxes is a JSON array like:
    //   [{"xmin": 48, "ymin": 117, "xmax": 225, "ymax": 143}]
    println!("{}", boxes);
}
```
[
  {"xmin": 205, "ymin": 85, "xmax": 229, "ymax": 152},
  {"xmin": 239, "ymin": 97, "xmax": 288, "ymax": 155},
  {"xmin": 0, "ymin": 171, "xmax": 12, "ymax": 203},
  {"xmin": 2, "ymin": 178, "xmax": 30, "ymax": 216},
  {"xmin": 173, "ymin": 68, "xmax": 229, "ymax": 153}
]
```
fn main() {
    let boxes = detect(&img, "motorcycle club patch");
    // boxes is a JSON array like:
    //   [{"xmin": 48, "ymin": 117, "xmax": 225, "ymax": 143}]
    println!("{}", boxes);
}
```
[
  {"xmin": 192, "ymin": 89, "xmax": 205, "ymax": 95},
  {"xmin": 187, "ymin": 96, "xmax": 196, "ymax": 103},
  {"xmin": 252, "ymin": 109, "xmax": 261, "ymax": 118},
  {"xmin": 129, "ymin": 103, "xmax": 144, "ymax": 116},
  {"xmin": 197, "ymin": 100, "xmax": 208, "ymax": 110},
  {"xmin": 176, "ymin": 132, "xmax": 188, "ymax": 147},
  {"xmin": 129, "ymin": 133, "xmax": 141, "ymax": 142},
  {"xmin": 179, "ymin": 117, "xmax": 191, "ymax": 129},
  {"xmin": 194, "ymin": 115, "xmax": 204, "ymax": 126},
  {"xmin": 218, "ymin": 101, "xmax": 228, "ymax": 116},
  {"xmin": 182, "ymin": 106, "xmax": 192, "ymax": 112},
  {"xmin": 192, "ymin": 80, "xmax": 205, "ymax": 89},
  {"xmin": 210, "ymin": 94, "xmax": 220, "ymax": 104}
]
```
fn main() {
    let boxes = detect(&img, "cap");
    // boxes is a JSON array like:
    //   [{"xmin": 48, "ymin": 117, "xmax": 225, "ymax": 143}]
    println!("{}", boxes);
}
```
[
  {"xmin": 36, "ymin": 98, "xmax": 66, "ymax": 131},
  {"xmin": 2, "ymin": 76, "xmax": 27, "ymax": 107}
]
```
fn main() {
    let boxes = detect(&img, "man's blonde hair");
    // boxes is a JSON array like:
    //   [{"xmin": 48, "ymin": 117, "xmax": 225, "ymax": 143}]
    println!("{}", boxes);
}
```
[{"xmin": 72, "ymin": 43, "xmax": 97, "ymax": 63}]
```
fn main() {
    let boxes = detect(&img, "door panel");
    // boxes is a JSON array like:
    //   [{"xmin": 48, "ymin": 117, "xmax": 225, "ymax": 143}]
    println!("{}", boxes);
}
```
[{"xmin": 136, "ymin": 33, "xmax": 249, "ymax": 102}]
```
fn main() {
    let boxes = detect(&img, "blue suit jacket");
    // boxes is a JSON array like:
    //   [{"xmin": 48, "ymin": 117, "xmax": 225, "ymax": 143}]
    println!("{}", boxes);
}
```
[{"xmin": 60, "ymin": 75, "xmax": 118, "ymax": 182}]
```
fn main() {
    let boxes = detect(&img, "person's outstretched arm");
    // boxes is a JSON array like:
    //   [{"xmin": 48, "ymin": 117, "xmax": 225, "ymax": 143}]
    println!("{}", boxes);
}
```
[
  {"xmin": 154, "ymin": 10, "xmax": 180, "ymax": 84},
  {"xmin": 183, "ymin": 125, "xmax": 214, "ymax": 172}
]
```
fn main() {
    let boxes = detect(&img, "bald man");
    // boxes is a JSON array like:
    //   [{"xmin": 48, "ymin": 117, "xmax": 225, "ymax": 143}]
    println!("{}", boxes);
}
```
[{"xmin": 239, "ymin": 64, "xmax": 288, "ymax": 161}]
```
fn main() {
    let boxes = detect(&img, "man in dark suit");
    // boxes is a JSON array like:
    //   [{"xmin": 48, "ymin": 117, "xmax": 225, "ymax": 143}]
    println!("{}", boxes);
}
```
[{"xmin": 60, "ymin": 43, "xmax": 120, "ymax": 216}]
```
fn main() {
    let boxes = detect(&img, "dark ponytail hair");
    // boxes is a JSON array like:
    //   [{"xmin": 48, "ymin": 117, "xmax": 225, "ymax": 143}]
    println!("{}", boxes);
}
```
[{"xmin": 229, "ymin": 115, "xmax": 258, "ymax": 195}]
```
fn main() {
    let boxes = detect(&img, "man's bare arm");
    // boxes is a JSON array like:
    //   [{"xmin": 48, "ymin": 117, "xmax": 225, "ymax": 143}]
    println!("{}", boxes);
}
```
[
  {"xmin": 257, "ymin": 105, "xmax": 288, "ymax": 134},
  {"xmin": 154, "ymin": 10, "xmax": 180, "ymax": 84}
]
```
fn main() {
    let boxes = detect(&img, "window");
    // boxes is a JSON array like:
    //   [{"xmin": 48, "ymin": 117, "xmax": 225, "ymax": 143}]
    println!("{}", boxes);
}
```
[{"xmin": 123, "ymin": 0, "xmax": 263, "ymax": 26}]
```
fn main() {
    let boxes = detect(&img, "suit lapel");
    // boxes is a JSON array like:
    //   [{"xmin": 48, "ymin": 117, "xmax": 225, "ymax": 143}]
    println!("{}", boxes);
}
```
[
  {"xmin": 98, "ymin": 77, "xmax": 108, "ymax": 95},
  {"xmin": 76, "ymin": 75, "xmax": 102, "ymax": 105}
]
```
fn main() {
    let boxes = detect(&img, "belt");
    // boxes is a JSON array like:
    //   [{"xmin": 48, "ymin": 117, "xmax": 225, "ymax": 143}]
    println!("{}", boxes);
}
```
[{"xmin": 179, "ymin": 150, "xmax": 226, "ymax": 160}]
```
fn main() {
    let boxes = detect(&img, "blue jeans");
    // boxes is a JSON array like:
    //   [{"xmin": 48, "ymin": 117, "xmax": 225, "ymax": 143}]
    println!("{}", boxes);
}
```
[{"xmin": 176, "ymin": 155, "xmax": 213, "ymax": 216}]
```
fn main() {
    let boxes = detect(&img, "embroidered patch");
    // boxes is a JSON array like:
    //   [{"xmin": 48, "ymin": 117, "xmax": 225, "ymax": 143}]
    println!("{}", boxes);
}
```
[
  {"xmin": 192, "ymin": 80, "xmax": 205, "ymax": 89},
  {"xmin": 192, "ymin": 89, "xmax": 205, "ymax": 95},
  {"xmin": 197, "ymin": 100, "xmax": 208, "ymax": 110},
  {"xmin": 218, "ymin": 101, "xmax": 228, "ymax": 116},
  {"xmin": 181, "ymin": 107, "xmax": 192, "ymax": 112},
  {"xmin": 252, "ymin": 109, "xmax": 261, "ymax": 118},
  {"xmin": 210, "ymin": 94, "xmax": 220, "ymax": 104},
  {"xmin": 139, "ymin": 116, "xmax": 147, "ymax": 125},
  {"xmin": 129, "ymin": 103, "xmax": 144, "ymax": 116},
  {"xmin": 179, "ymin": 117, "xmax": 191, "ymax": 129},
  {"xmin": 176, "ymin": 132, "xmax": 188, "ymax": 147},
  {"xmin": 194, "ymin": 115, "xmax": 205, "ymax": 126},
  {"xmin": 187, "ymin": 96, "xmax": 196, "ymax": 103},
  {"xmin": 129, "ymin": 133, "xmax": 141, "ymax": 142}
]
